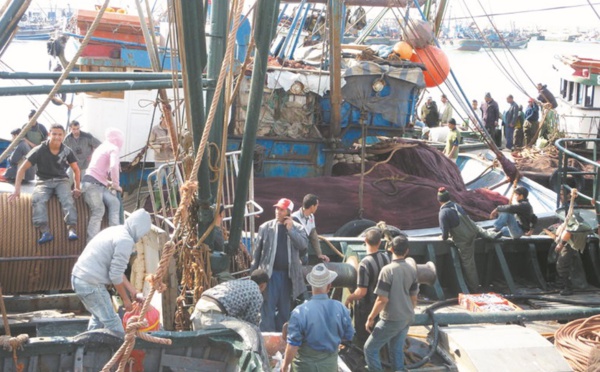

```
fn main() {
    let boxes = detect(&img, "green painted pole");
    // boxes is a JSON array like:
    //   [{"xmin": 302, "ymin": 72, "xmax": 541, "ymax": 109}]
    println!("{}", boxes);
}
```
[
  {"xmin": 228, "ymin": 0, "xmax": 281, "ymax": 253},
  {"xmin": 176, "ymin": 1, "xmax": 212, "ymax": 214},
  {"xmin": 0, "ymin": 71, "xmax": 182, "ymax": 80},
  {"xmin": 205, "ymin": 0, "xmax": 228, "ymax": 200},
  {"xmin": 0, "ymin": 80, "xmax": 182, "ymax": 96},
  {"xmin": 414, "ymin": 306, "xmax": 600, "ymax": 326},
  {"xmin": 0, "ymin": 0, "xmax": 28, "ymax": 54}
]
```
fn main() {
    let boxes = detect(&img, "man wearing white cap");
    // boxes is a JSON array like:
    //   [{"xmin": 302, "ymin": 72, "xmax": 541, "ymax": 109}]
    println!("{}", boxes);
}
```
[
  {"xmin": 251, "ymin": 198, "xmax": 308, "ymax": 332},
  {"xmin": 282, "ymin": 264, "xmax": 354, "ymax": 372}
]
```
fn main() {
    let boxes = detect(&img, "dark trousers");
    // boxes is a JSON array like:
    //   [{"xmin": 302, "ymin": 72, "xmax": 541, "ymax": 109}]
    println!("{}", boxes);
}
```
[{"xmin": 556, "ymin": 246, "xmax": 575, "ymax": 287}]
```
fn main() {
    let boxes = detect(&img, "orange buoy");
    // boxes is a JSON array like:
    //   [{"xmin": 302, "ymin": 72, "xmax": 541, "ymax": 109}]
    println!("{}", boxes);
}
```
[
  {"xmin": 123, "ymin": 303, "xmax": 161, "ymax": 332},
  {"xmin": 392, "ymin": 41, "xmax": 414, "ymax": 60},
  {"xmin": 410, "ymin": 45, "xmax": 450, "ymax": 87}
]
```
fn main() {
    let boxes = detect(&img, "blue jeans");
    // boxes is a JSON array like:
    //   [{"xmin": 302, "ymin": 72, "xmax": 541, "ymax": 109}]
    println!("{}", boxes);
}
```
[
  {"xmin": 260, "ymin": 270, "xmax": 291, "ymax": 332},
  {"xmin": 494, "ymin": 212, "xmax": 524, "ymax": 238},
  {"xmin": 71, "ymin": 275, "xmax": 124, "ymax": 336},
  {"xmin": 82, "ymin": 182, "xmax": 121, "ymax": 242},
  {"xmin": 364, "ymin": 318, "xmax": 411, "ymax": 372},
  {"xmin": 32, "ymin": 178, "xmax": 77, "ymax": 232},
  {"xmin": 504, "ymin": 125, "xmax": 514, "ymax": 149}
]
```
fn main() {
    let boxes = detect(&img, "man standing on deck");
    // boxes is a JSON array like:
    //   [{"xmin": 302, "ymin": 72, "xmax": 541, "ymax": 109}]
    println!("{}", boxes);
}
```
[
  {"xmin": 363, "ymin": 234, "xmax": 418, "ymax": 372},
  {"xmin": 149, "ymin": 115, "xmax": 175, "ymax": 168},
  {"xmin": 438, "ymin": 187, "xmax": 497, "ymax": 292},
  {"xmin": 443, "ymin": 118, "xmax": 461, "ymax": 162},
  {"xmin": 8, "ymin": 124, "xmax": 81, "ymax": 244},
  {"xmin": 22, "ymin": 109, "xmax": 48, "ymax": 148},
  {"xmin": 439, "ymin": 94, "xmax": 453, "ymax": 125},
  {"xmin": 71, "ymin": 209, "xmax": 150, "ymax": 337},
  {"xmin": 344, "ymin": 228, "xmax": 390, "ymax": 347},
  {"xmin": 481, "ymin": 93, "xmax": 500, "ymax": 147},
  {"xmin": 504, "ymin": 95, "xmax": 519, "ymax": 150},
  {"xmin": 3, "ymin": 128, "xmax": 35, "ymax": 183},
  {"xmin": 523, "ymin": 98, "xmax": 540, "ymax": 146},
  {"xmin": 63, "ymin": 120, "xmax": 101, "ymax": 180},
  {"xmin": 282, "ymin": 264, "xmax": 354, "ymax": 372},
  {"xmin": 251, "ymin": 198, "xmax": 308, "ymax": 332},
  {"xmin": 420, "ymin": 96, "xmax": 440, "ymax": 127},
  {"xmin": 292, "ymin": 194, "xmax": 329, "ymax": 264}
]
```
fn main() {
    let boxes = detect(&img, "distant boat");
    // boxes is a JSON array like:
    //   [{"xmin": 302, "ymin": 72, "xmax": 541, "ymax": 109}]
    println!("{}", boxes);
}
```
[
  {"xmin": 442, "ymin": 38, "xmax": 483, "ymax": 51},
  {"xmin": 14, "ymin": 23, "xmax": 55, "ymax": 40},
  {"xmin": 484, "ymin": 37, "xmax": 529, "ymax": 49}
]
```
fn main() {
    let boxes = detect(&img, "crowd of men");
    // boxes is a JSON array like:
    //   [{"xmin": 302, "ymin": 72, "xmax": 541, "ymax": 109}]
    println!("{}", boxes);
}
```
[{"xmin": 417, "ymin": 83, "xmax": 557, "ymax": 157}]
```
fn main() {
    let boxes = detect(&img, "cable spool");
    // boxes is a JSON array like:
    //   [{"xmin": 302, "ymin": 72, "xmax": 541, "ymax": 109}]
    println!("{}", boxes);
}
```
[{"xmin": 0, "ymin": 193, "xmax": 97, "ymax": 294}]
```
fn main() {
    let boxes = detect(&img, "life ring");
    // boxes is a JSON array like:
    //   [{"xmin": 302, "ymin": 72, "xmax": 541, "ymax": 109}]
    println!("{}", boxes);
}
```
[
  {"xmin": 549, "ymin": 166, "xmax": 584, "ymax": 194},
  {"xmin": 333, "ymin": 219, "xmax": 376, "ymax": 237}
]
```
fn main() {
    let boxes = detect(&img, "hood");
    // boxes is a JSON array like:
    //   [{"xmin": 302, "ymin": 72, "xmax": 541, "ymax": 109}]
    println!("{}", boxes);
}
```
[
  {"xmin": 105, "ymin": 128, "xmax": 124, "ymax": 149},
  {"xmin": 125, "ymin": 209, "xmax": 152, "ymax": 243}
]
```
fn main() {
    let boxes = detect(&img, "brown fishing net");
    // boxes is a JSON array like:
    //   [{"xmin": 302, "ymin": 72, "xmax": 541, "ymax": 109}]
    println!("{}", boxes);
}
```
[{"xmin": 254, "ymin": 140, "xmax": 508, "ymax": 233}]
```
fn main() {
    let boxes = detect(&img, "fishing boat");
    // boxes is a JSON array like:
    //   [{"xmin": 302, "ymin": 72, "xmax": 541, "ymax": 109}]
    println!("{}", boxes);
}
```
[
  {"xmin": 2, "ymin": 1, "xmax": 600, "ymax": 371},
  {"xmin": 442, "ymin": 38, "xmax": 483, "ymax": 51},
  {"xmin": 553, "ymin": 55, "xmax": 600, "ymax": 141}
]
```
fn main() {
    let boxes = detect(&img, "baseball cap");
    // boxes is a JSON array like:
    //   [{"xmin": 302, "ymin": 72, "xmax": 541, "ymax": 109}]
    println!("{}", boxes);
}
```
[{"xmin": 274, "ymin": 198, "xmax": 294, "ymax": 212}]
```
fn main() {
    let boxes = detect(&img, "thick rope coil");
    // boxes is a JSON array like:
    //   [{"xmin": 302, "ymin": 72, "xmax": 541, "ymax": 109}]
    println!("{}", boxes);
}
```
[{"xmin": 555, "ymin": 314, "xmax": 600, "ymax": 371}]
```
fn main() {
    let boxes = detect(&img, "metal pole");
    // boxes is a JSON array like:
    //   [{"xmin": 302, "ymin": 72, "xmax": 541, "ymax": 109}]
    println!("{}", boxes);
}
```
[
  {"xmin": 0, "ymin": 71, "xmax": 181, "ymax": 80},
  {"xmin": 328, "ymin": 0, "xmax": 342, "ymax": 140},
  {"xmin": 205, "ymin": 0, "xmax": 228, "ymax": 200},
  {"xmin": 278, "ymin": 0, "xmax": 305, "ymax": 59},
  {"xmin": 414, "ymin": 306, "xmax": 600, "ymax": 326},
  {"xmin": 0, "ymin": 0, "xmax": 29, "ymax": 55},
  {"xmin": 0, "ymin": 79, "xmax": 182, "ymax": 96},
  {"xmin": 229, "ymin": 0, "xmax": 281, "ymax": 252},
  {"xmin": 288, "ymin": 3, "xmax": 311, "ymax": 60}
]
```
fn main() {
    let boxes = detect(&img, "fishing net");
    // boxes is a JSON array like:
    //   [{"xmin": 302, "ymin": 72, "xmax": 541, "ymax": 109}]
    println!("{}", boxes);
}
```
[{"xmin": 253, "ymin": 140, "xmax": 507, "ymax": 233}]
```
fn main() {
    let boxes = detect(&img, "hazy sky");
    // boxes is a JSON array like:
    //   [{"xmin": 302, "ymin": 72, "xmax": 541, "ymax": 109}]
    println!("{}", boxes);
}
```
[
  {"xmin": 34, "ymin": 0, "xmax": 599, "ymax": 31},
  {"xmin": 449, "ymin": 0, "xmax": 600, "ymax": 31}
]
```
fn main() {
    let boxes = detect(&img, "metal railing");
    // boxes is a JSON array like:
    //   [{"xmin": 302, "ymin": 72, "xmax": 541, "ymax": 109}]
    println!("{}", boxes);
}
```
[
  {"xmin": 554, "ymin": 138, "xmax": 600, "ymax": 225},
  {"xmin": 146, "ymin": 151, "xmax": 263, "ymax": 252}
]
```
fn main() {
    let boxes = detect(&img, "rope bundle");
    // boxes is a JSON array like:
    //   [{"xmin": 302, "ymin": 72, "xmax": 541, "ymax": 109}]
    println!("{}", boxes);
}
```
[{"xmin": 555, "ymin": 314, "xmax": 600, "ymax": 371}]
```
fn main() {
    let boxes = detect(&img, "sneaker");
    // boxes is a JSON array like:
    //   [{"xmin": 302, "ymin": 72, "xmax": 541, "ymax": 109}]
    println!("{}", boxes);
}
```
[
  {"xmin": 482, "ymin": 228, "xmax": 503, "ymax": 240},
  {"xmin": 38, "ymin": 232, "xmax": 54, "ymax": 244},
  {"xmin": 68, "ymin": 229, "xmax": 79, "ymax": 241}
]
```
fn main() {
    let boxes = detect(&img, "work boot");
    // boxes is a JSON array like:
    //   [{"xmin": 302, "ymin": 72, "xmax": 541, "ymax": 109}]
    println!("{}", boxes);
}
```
[
  {"xmin": 560, "ymin": 279, "xmax": 573, "ymax": 296},
  {"xmin": 38, "ymin": 232, "xmax": 54, "ymax": 244}
]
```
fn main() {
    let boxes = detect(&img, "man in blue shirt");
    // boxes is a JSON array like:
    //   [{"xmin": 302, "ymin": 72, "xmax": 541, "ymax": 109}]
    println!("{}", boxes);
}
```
[
  {"xmin": 282, "ymin": 264, "xmax": 354, "ymax": 372},
  {"xmin": 523, "ymin": 98, "xmax": 539, "ymax": 147}
]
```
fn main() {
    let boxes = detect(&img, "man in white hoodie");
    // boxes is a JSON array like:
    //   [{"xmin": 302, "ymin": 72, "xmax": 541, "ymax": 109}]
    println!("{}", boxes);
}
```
[
  {"xmin": 71, "ymin": 209, "xmax": 151, "ymax": 337},
  {"xmin": 82, "ymin": 128, "xmax": 124, "ymax": 242}
]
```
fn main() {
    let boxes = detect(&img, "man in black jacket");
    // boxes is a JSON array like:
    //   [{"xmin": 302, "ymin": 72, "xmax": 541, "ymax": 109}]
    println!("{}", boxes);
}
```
[
  {"xmin": 489, "ymin": 186, "xmax": 536, "ymax": 239},
  {"xmin": 481, "ymin": 92, "xmax": 500, "ymax": 147}
]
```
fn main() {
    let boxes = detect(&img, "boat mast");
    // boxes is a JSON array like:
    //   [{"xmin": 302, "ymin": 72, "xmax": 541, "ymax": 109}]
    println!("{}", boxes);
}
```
[
  {"xmin": 228, "ymin": 0, "xmax": 282, "ymax": 252},
  {"xmin": 327, "ymin": 0, "xmax": 343, "ymax": 156}
]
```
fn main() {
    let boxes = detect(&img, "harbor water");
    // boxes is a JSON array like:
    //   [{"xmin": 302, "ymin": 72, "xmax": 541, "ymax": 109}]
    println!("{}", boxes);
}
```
[{"xmin": 0, "ymin": 39, "xmax": 596, "ymax": 140}]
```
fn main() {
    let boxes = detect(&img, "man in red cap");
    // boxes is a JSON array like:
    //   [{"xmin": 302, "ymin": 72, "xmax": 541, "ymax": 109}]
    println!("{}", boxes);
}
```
[
  {"xmin": 523, "ymin": 98, "xmax": 540, "ymax": 147},
  {"xmin": 251, "ymin": 198, "xmax": 308, "ymax": 332}
]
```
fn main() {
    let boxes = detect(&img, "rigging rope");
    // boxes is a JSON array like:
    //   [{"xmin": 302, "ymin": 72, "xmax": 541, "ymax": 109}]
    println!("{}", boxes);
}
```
[{"xmin": 101, "ymin": 0, "xmax": 246, "ymax": 370}]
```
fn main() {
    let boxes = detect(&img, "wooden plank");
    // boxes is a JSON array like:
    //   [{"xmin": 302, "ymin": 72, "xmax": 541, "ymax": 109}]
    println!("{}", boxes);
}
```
[{"xmin": 160, "ymin": 353, "xmax": 228, "ymax": 372}]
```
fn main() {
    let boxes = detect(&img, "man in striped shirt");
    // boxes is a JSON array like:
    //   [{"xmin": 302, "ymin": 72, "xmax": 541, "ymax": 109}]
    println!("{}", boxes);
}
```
[{"xmin": 345, "ymin": 229, "xmax": 390, "ymax": 346}]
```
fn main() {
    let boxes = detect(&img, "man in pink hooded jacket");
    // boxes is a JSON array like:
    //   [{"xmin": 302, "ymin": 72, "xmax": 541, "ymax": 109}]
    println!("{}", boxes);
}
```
[{"xmin": 82, "ymin": 128, "xmax": 124, "ymax": 242}]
